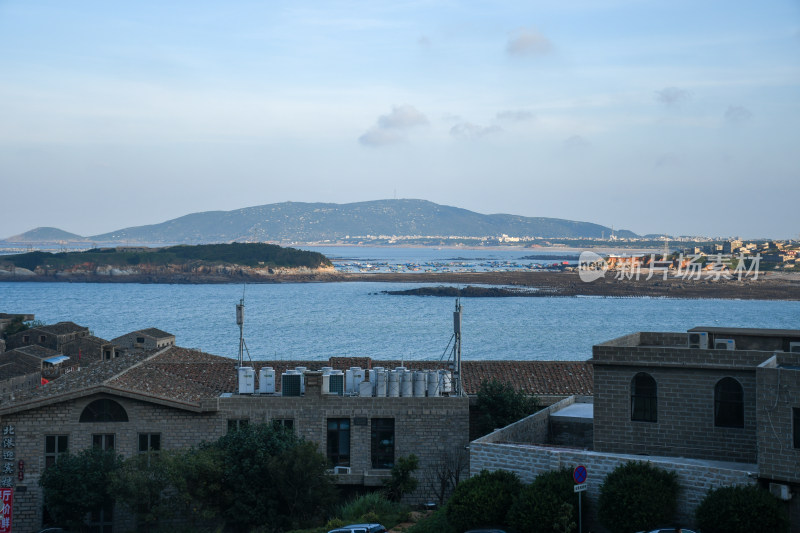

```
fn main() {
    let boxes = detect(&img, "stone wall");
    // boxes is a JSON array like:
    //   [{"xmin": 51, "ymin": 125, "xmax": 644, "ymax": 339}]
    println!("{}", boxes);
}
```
[
  {"xmin": 469, "ymin": 438, "xmax": 757, "ymax": 531},
  {"xmin": 757, "ymin": 355, "xmax": 800, "ymax": 485}
]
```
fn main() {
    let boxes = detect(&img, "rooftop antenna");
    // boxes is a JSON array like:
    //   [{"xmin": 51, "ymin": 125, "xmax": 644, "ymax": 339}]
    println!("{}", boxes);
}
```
[
  {"xmin": 452, "ymin": 298, "xmax": 464, "ymax": 396},
  {"xmin": 236, "ymin": 285, "xmax": 251, "ymax": 368}
]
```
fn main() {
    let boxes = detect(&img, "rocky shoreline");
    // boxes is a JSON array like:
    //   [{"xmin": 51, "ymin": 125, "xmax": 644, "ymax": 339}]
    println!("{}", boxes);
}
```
[{"xmin": 2, "ymin": 268, "xmax": 799, "ymax": 300}]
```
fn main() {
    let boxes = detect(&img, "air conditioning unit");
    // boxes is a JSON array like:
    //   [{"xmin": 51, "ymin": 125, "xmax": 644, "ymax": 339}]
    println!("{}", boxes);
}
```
[
  {"xmin": 688, "ymin": 331, "xmax": 709, "ymax": 349},
  {"xmin": 714, "ymin": 338, "xmax": 736, "ymax": 350},
  {"xmin": 281, "ymin": 373, "xmax": 302, "ymax": 397},
  {"xmin": 789, "ymin": 342, "xmax": 800, "ymax": 353},
  {"xmin": 333, "ymin": 466, "xmax": 351, "ymax": 474},
  {"xmin": 769, "ymin": 483, "xmax": 792, "ymax": 501}
]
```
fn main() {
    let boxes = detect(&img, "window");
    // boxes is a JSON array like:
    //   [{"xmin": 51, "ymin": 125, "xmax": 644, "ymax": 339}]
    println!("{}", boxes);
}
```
[
  {"xmin": 630, "ymin": 373, "xmax": 657, "ymax": 422},
  {"xmin": 22, "ymin": 335, "xmax": 29, "ymax": 344},
  {"xmin": 80, "ymin": 399, "xmax": 128, "ymax": 422},
  {"xmin": 139, "ymin": 433, "xmax": 161, "ymax": 465},
  {"xmin": 45, "ymin": 435, "xmax": 68, "ymax": 468},
  {"xmin": 793, "ymin": 408, "xmax": 800, "ymax": 449},
  {"xmin": 39, "ymin": 335, "xmax": 46, "ymax": 343},
  {"xmin": 327, "ymin": 418, "xmax": 350, "ymax": 467},
  {"xmin": 89, "ymin": 502, "xmax": 113, "ymax": 533},
  {"xmin": 272, "ymin": 419, "xmax": 294, "ymax": 432},
  {"xmin": 92, "ymin": 434, "xmax": 115, "ymax": 450},
  {"xmin": 371, "ymin": 418, "xmax": 395, "ymax": 468},
  {"xmin": 227, "ymin": 419, "xmax": 249, "ymax": 433},
  {"xmin": 104, "ymin": 350, "xmax": 111, "ymax": 360},
  {"xmin": 715, "ymin": 377, "xmax": 744, "ymax": 428},
  {"xmin": 136, "ymin": 337, "xmax": 145, "ymax": 344}
]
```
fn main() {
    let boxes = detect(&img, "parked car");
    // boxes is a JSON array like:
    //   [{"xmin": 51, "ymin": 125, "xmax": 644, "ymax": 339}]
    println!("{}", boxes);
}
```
[
  {"xmin": 328, "ymin": 524, "xmax": 387, "ymax": 533},
  {"xmin": 636, "ymin": 529, "xmax": 698, "ymax": 533}
]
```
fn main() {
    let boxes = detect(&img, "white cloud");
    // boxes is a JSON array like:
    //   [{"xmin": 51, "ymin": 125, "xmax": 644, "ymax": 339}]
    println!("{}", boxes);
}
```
[
  {"xmin": 449, "ymin": 122, "xmax": 502, "ymax": 140},
  {"xmin": 497, "ymin": 110, "xmax": 535, "ymax": 122},
  {"xmin": 506, "ymin": 28, "xmax": 553, "ymax": 57},
  {"xmin": 655, "ymin": 87, "xmax": 692, "ymax": 107},
  {"xmin": 359, "ymin": 105, "xmax": 428, "ymax": 147},
  {"xmin": 724, "ymin": 105, "xmax": 753, "ymax": 125}
]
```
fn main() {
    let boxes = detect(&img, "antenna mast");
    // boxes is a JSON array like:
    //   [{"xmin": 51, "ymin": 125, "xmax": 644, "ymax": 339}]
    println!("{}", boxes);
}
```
[
  {"xmin": 236, "ymin": 286, "xmax": 245, "ymax": 368},
  {"xmin": 452, "ymin": 298, "xmax": 464, "ymax": 396}
]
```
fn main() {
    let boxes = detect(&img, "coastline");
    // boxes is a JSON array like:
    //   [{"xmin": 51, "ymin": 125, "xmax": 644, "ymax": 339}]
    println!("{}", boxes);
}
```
[{"xmin": 2, "ymin": 270, "xmax": 799, "ymax": 301}]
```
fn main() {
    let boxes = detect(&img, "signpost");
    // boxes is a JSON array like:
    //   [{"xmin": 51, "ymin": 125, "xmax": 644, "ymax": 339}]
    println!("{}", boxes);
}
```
[{"xmin": 573, "ymin": 466, "xmax": 587, "ymax": 533}]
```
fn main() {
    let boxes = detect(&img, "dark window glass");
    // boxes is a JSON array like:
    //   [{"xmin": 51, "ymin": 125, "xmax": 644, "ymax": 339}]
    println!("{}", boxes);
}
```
[
  {"xmin": 327, "ymin": 418, "xmax": 350, "ymax": 467},
  {"xmin": 227, "ymin": 419, "xmax": 249, "ymax": 433},
  {"xmin": 272, "ymin": 419, "xmax": 294, "ymax": 432},
  {"xmin": 793, "ymin": 408, "xmax": 800, "ymax": 449},
  {"xmin": 371, "ymin": 418, "xmax": 395, "ymax": 468},
  {"xmin": 630, "ymin": 373, "xmax": 657, "ymax": 422},
  {"xmin": 715, "ymin": 377, "xmax": 744, "ymax": 428},
  {"xmin": 44, "ymin": 435, "xmax": 68, "ymax": 468},
  {"xmin": 92, "ymin": 434, "xmax": 115, "ymax": 450},
  {"xmin": 80, "ymin": 399, "xmax": 128, "ymax": 423}
]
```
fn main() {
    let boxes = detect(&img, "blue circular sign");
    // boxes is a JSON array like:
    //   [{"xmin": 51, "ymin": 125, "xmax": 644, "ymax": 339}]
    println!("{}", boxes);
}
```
[{"xmin": 573, "ymin": 465, "xmax": 587, "ymax": 484}]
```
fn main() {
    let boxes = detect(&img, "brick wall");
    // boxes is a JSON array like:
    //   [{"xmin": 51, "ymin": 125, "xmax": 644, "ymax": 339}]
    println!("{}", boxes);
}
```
[{"xmin": 756, "ymin": 355, "xmax": 800, "ymax": 485}]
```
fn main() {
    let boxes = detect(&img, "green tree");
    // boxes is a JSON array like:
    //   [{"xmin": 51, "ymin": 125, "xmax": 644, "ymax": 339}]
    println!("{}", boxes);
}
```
[
  {"xmin": 445, "ymin": 469, "xmax": 522, "ymax": 532},
  {"xmin": 384, "ymin": 454, "xmax": 419, "ymax": 502},
  {"xmin": 507, "ymin": 467, "xmax": 585, "ymax": 533},
  {"xmin": 695, "ymin": 485, "xmax": 789, "ymax": 533},
  {"xmin": 474, "ymin": 378, "xmax": 540, "ymax": 437},
  {"xmin": 598, "ymin": 461, "xmax": 680, "ymax": 533},
  {"xmin": 181, "ymin": 422, "xmax": 336, "ymax": 531},
  {"xmin": 39, "ymin": 448, "xmax": 123, "ymax": 532}
]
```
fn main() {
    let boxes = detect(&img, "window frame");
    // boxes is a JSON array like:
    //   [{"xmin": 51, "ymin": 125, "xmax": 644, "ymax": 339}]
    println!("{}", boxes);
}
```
[
  {"xmin": 371, "ymin": 418, "xmax": 395, "ymax": 469},
  {"xmin": 714, "ymin": 377, "xmax": 745, "ymax": 428},
  {"xmin": 327, "ymin": 418, "xmax": 351, "ymax": 467},
  {"xmin": 793, "ymin": 408, "xmax": 800, "ymax": 449},
  {"xmin": 630, "ymin": 372, "xmax": 658, "ymax": 423},
  {"xmin": 272, "ymin": 419, "xmax": 294, "ymax": 432},
  {"xmin": 80, "ymin": 399, "xmax": 129, "ymax": 423},
  {"xmin": 44, "ymin": 435, "xmax": 69, "ymax": 468},
  {"xmin": 92, "ymin": 433, "xmax": 115, "ymax": 450},
  {"xmin": 227, "ymin": 419, "xmax": 249, "ymax": 433}
]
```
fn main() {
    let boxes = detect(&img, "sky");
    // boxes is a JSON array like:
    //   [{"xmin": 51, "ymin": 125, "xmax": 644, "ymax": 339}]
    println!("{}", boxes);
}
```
[{"xmin": 0, "ymin": 0, "xmax": 798, "ymax": 240}]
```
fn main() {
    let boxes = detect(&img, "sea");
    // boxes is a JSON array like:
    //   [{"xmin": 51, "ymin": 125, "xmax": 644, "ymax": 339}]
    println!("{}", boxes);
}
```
[{"xmin": 1, "ymin": 246, "xmax": 798, "ymax": 362}]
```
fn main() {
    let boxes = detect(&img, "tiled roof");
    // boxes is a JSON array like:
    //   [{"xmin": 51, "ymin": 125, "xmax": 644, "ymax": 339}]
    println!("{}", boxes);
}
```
[
  {"xmin": 0, "ymin": 347, "xmax": 592, "ymax": 414},
  {"xmin": 0, "ymin": 354, "xmax": 40, "ymax": 380},
  {"xmin": 135, "ymin": 328, "xmax": 174, "ymax": 339},
  {"xmin": 9, "ymin": 345, "xmax": 58, "ymax": 360},
  {"xmin": 35, "ymin": 322, "xmax": 89, "ymax": 335}
]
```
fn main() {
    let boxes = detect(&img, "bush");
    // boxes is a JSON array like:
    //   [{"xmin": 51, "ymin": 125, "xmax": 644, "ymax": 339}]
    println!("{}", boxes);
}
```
[
  {"xmin": 507, "ymin": 468, "xmax": 585, "ymax": 533},
  {"xmin": 338, "ymin": 492, "xmax": 409, "ymax": 529},
  {"xmin": 474, "ymin": 378, "xmax": 540, "ymax": 437},
  {"xmin": 385, "ymin": 454, "xmax": 419, "ymax": 501},
  {"xmin": 445, "ymin": 469, "xmax": 522, "ymax": 532},
  {"xmin": 598, "ymin": 461, "xmax": 680, "ymax": 533},
  {"xmin": 695, "ymin": 485, "xmax": 789, "ymax": 533},
  {"xmin": 406, "ymin": 509, "xmax": 452, "ymax": 533}
]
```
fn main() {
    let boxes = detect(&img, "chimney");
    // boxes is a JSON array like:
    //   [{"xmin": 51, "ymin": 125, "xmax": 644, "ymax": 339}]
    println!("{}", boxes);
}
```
[{"xmin": 305, "ymin": 371, "xmax": 323, "ymax": 397}]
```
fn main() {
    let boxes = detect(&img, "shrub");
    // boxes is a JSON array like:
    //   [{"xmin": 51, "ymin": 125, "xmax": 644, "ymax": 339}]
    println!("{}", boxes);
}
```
[
  {"xmin": 385, "ymin": 454, "xmax": 420, "ymax": 501},
  {"xmin": 598, "ymin": 461, "xmax": 680, "ymax": 533},
  {"xmin": 695, "ymin": 484, "xmax": 789, "ymax": 533},
  {"xmin": 507, "ymin": 467, "xmax": 585, "ymax": 533},
  {"xmin": 474, "ymin": 379, "xmax": 540, "ymax": 437},
  {"xmin": 445, "ymin": 469, "xmax": 522, "ymax": 532},
  {"xmin": 406, "ymin": 509, "xmax": 452, "ymax": 533}
]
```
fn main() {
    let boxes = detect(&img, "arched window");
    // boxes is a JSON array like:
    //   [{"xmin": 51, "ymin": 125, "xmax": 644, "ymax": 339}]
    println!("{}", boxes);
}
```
[
  {"xmin": 630, "ymin": 372, "xmax": 657, "ymax": 422},
  {"xmin": 79, "ymin": 399, "xmax": 128, "ymax": 423},
  {"xmin": 715, "ymin": 377, "xmax": 744, "ymax": 428}
]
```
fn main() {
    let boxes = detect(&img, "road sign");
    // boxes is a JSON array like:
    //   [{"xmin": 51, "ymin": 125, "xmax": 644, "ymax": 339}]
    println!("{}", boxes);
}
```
[
  {"xmin": 573, "ymin": 465, "xmax": 587, "ymax": 484},
  {"xmin": 574, "ymin": 483, "xmax": 588, "ymax": 493}
]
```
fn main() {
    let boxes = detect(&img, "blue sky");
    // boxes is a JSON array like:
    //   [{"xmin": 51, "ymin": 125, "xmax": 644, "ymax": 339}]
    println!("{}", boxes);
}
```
[{"xmin": 1, "ymin": 1, "xmax": 798, "ymax": 239}]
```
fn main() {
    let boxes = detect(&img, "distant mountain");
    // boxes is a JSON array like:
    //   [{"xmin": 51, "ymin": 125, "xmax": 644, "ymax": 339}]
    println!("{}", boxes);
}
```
[
  {"xmin": 9, "ymin": 200, "xmax": 639, "ymax": 244},
  {"xmin": 4, "ymin": 227, "xmax": 86, "ymax": 242}
]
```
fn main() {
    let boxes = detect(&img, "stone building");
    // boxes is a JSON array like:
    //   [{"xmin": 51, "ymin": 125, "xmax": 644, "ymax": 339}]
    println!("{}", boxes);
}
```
[
  {"xmin": 111, "ymin": 328, "xmax": 175, "ymax": 353},
  {"xmin": 4, "ymin": 322, "xmax": 89, "ymax": 352},
  {"xmin": 0, "ymin": 345, "xmax": 593, "ymax": 532},
  {"xmin": 470, "ymin": 327, "xmax": 800, "ymax": 532}
]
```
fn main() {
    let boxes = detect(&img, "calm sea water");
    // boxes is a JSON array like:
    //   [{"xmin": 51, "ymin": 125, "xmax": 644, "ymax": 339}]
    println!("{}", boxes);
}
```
[{"xmin": 2, "ymin": 278, "xmax": 798, "ymax": 362}]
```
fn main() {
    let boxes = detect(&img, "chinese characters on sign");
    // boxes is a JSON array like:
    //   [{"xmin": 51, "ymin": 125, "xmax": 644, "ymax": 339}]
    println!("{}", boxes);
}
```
[
  {"xmin": 1, "ymin": 426, "xmax": 14, "ymax": 489},
  {"xmin": 611, "ymin": 253, "xmax": 761, "ymax": 282},
  {"xmin": 0, "ymin": 487, "xmax": 13, "ymax": 533}
]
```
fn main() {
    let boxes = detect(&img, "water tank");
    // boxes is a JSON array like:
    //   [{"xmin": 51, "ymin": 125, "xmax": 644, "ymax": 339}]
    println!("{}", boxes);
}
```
[
  {"xmin": 413, "ymin": 371, "xmax": 427, "ymax": 397},
  {"xmin": 258, "ymin": 367, "xmax": 275, "ymax": 394},
  {"xmin": 388, "ymin": 370, "xmax": 400, "ymax": 397},
  {"xmin": 375, "ymin": 369, "xmax": 387, "ymax": 397},
  {"xmin": 440, "ymin": 370, "xmax": 453, "ymax": 394},
  {"xmin": 349, "ymin": 367, "xmax": 365, "ymax": 393},
  {"xmin": 359, "ymin": 380, "xmax": 374, "ymax": 397},
  {"xmin": 427, "ymin": 370, "xmax": 440, "ymax": 397},
  {"xmin": 320, "ymin": 366, "xmax": 333, "ymax": 375},
  {"xmin": 238, "ymin": 366, "xmax": 255, "ymax": 394},
  {"xmin": 401, "ymin": 371, "xmax": 413, "ymax": 397},
  {"xmin": 294, "ymin": 367, "xmax": 306, "ymax": 393}
]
